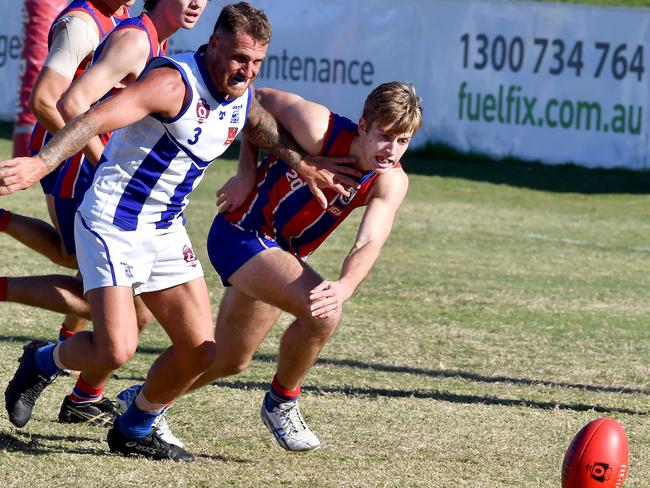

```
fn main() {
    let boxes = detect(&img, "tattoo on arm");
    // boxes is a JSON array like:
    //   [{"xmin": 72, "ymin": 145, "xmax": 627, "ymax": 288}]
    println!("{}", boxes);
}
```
[
  {"xmin": 38, "ymin": 112, "xmax": 98, "ymax": 170},
  {"xmin": 244, "ymin": 98, "xmax": 304, "ymax": 170}
]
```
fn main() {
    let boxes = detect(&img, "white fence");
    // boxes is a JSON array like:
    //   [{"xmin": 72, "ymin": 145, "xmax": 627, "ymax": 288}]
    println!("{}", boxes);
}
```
[{"xmin": 2, "ymin": 0, "xmax": 649, "ymax": 169}]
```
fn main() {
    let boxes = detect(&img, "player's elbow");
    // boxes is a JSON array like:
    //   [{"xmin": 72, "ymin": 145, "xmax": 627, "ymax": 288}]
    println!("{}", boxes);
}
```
[
  {"xmin": 56, "ymin": 92, "xmax": 87, "ymax": 122},
  {"xmin": 28, "ymin": 90, "xmax": 56, "ymax": 122}
]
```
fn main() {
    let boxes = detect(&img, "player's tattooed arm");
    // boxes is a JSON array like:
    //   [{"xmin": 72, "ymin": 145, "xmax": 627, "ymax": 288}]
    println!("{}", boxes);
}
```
[
  {"xmin": 244, "ymin": 96, "xmax": 359, "ymax": 208},
  {"xmin": 38, "ymin": 112, "xmax": 98, "ymax": 171},
  {"xmin": 0, "ymin": 111, "xmax": 99, "ymax": 195},
  {"xmin": 243, "ymin": 96, "xmax": 305, "ymax": 170}
]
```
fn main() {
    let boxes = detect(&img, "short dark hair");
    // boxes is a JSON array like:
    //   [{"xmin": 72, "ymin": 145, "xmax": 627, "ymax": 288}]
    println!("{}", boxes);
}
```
[
  {"xmin": 212, "ymin": 2, "xmax": 271, "ymax": 44},
  {"xmin": 143, "ymin": 0, "xmax": 158, "ymax": 11}
]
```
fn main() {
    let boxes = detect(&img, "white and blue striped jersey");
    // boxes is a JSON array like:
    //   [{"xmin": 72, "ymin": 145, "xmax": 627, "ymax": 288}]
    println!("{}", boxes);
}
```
[{"xmin": 78, "ymin": 45, "xmax": 252, "ymax": 231}]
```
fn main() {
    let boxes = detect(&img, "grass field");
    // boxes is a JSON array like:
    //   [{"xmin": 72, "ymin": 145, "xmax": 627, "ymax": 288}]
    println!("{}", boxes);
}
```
[{"xmin": 0, "ymin": 124, "xmax": 648, "ymax": 487}]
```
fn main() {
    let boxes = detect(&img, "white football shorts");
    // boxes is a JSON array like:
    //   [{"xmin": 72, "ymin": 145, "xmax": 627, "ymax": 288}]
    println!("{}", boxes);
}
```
[{"xmin": 74, "ymin": 212, "xmax": 204, "ymax": 295}]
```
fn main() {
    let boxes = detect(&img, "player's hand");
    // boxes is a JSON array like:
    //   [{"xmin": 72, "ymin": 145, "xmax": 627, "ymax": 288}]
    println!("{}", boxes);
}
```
[
  {"xmin": 216, "ymin": 171, "xmax": 256, "ymax": 213},
  {"xmin": 298, "ymin": 156, "xmax": 362, "ymax": 209},
  {"xmin": 0, "ymin": 157, "xmax": 49, "ymax": 196},
  {"xmin": 309, "ymin": 280, "xmax": 353, "ymax": 319}
]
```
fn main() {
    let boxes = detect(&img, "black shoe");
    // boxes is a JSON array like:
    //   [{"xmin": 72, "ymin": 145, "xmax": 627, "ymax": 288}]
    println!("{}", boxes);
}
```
[
  {"xmin": 58, "ymin": 395, "xmax": 117, "ymax": 427},
  {"xmin": 107, "ymin": 421, "xmax": 195, "ymax": 462},
  {"xmin": 4, "ymin": 340, "xmax": 58, "ymax": 428}
]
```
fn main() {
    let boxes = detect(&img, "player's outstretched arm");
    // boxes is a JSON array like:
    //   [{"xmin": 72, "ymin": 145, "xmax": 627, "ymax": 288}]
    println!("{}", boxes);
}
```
[
  {"xmin": 244, "ymin": 94, "xmax": 361, "ymax": 209},
  {"xmin": 309, "ymin": 170, "xmax": 409, "ymax": 319},
  {"xmin": 0, "ymin": 66, "xmax": 186, "ymax": 196}
]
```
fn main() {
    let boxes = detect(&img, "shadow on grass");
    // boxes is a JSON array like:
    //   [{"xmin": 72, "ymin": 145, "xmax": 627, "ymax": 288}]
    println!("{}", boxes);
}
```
[
  {"xmin": 0, "ymin": 430, "xmax": 103, "ymax": 457},
  {"xmin": 207, "ymin": 379, "xmax": 647, "ymax": 416},
  {"xmin": 2, "ymin": 335, "xmax": 647, "ymax": 399},
  {"xmin": 114, "ymin": 373, "xmax": 645, "ymax": 415},
  {"xmin": 403, "ymin": 144, "xmax": 650, "ymax": 195},
  {"xmin": 0, "ymin": 429, "xmax": 249, "ymax": 463}
]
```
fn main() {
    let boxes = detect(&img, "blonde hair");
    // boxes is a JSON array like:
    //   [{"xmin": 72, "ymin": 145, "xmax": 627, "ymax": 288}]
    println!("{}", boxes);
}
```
[{"xmin": 362, "ymin": 82, "xmax": 423, "ymax": 136}]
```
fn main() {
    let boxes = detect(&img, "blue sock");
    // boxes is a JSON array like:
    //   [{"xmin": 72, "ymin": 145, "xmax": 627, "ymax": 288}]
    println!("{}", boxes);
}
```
[
  {"xmin": 265, "ymin": 390, "xmax": 297, "ymax": 411},
  {"xmin": 34, "ymin": 343, "xmax": 60, "ymax": 378},
  {"xmin": 118, "ymin": 403, "xmax": 159, "ymax": 440}
]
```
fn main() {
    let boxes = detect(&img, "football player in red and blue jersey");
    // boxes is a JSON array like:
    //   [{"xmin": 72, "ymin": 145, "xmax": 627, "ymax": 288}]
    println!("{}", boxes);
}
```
[{"xmin": 188, "ymin": 82, "xmax": 423, "ymax": 451}]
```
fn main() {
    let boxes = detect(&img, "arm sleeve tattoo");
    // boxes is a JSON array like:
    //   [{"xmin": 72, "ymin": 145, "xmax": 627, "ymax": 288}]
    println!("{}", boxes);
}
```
[
  {"xmin": 38, "ymin": 112, "xmax": 98, "ymax": 170},
  {"xmin": 243, "ymin": 97, "xmax": 305, "ymax": 170}
]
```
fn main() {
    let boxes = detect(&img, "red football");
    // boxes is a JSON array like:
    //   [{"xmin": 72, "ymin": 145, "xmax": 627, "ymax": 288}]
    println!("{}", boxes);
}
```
[{"xmin": 562, "ymin": 418, "xmax": 629, "ymax": 488}]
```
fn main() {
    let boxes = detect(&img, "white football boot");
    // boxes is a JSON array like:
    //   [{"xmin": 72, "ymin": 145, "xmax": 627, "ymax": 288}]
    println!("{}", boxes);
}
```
[
  {"xmin": 260, "ymin": 392, "xmax": 321, "ymax": 451},
  {"xmin": 115, "ymin": 383, "xmax": 185, "ymax": 448}
]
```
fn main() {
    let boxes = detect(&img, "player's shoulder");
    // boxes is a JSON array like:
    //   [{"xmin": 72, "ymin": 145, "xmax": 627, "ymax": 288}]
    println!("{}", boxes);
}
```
[
  {"xmin": 371, "ymin": 166, "xmax": 409, "ymax": 201},
  {"xmin": 97, "ymin": 27, "xmax": 152, "ymax": 69}
]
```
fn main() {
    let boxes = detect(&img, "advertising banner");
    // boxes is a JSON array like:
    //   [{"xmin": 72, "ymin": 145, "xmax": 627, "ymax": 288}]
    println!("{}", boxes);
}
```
[{"xmin": 0, "ymin": 0, "xmax": 648, "ymax": 168}]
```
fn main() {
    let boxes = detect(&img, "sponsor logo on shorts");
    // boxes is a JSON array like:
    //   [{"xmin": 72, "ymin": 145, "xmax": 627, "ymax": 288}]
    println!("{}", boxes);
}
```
[
  {"xmin": 183, "ymin": 245, "xmax": 198, "ymax": 267},
  {"xmin": 121, "ymin": 262, "xmax": 134, "ymax": 278}
]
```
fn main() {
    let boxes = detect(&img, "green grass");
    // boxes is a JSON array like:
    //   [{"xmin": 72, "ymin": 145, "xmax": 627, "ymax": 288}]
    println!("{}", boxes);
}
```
[{"xmin": 0, "ymin": 130, "xmax": 648, "ymax": 486}]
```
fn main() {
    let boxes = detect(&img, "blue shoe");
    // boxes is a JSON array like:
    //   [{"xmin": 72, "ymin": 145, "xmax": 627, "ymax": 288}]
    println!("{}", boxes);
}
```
[{"xmin": 4, "ymin": 341, "xmax": 59, "ymax": 427}]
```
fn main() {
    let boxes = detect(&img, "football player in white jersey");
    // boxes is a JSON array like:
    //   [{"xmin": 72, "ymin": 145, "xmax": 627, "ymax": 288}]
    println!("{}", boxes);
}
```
[
  {"xmin": 1, "ymin": 2, "xmax": 360, "ymax": 461},
  {"xmin": 0, "ymin": 0, "xmax": 209, "ymax": 435}
]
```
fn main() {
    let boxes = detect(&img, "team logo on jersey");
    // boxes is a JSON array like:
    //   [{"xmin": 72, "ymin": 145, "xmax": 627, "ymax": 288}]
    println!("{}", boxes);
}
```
[
  {"xmin": 230, "ymin": 103, "xmax": 243, "ymax": 124},
  {"xmin": 218, "ymin": 110, "xmax": 226, "ymax": 120},
  {"xmin": 183, "ymin": 245, "xmax": 198, "ymax": 267},
  {"xmin": 224, "ymin": 127, "xmax": 238, "ymax": 145},
  {"xmin": 196, "ymin": 98, "xmax": 211, "ymax": 124}
]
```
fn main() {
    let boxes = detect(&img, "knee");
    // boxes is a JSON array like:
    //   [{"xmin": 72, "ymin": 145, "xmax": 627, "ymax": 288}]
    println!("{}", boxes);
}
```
[
  {"xmin": 180, "ymin": 341, "xmax": 217, "ymax": 373},
  {"xmin": 135, "ymin": 309, "xmax": 154, "ymax": 332},
  {"xmin": 211, "ymin": 355, "xmax": 251, "ymax": 378},
  {"xmin": 301, "ymin": 311, "xmax": 342, "ymax": 342},
  {"xmin": 95, "ymin": 345, "xmax": 137, "ymax": 370}
]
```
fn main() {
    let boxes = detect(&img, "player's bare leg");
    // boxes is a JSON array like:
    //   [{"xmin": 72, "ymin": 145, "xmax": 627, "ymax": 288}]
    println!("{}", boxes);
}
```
[
  {"xmin": 0, "ymin": 197, "xmax": 77, "ymax": 269},
  {"xmin": 108, "ymin": 278, "xmax": 215, "ymax": 461},
  {"xmin": 229, "ymin": 248, "xmax": 341, "ymax": 451},
  {"xmin": 190, "ymin": 287, "xmax": 283, "ymax": 390},
  {"xmin": 2, "ymin": 275, "xmax": 90, "ymax": 319}
]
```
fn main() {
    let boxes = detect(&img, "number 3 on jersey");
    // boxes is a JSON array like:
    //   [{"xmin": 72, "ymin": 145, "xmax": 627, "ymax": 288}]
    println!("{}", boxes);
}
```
[{"xmin": 187, "ymin": 127, "xmax": 202, "ymax": 145}]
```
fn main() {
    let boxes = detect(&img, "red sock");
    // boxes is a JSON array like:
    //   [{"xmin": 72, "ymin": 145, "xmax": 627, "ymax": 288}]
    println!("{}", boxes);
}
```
[
  {"xmin": 271, "ymin": 374, "xmax": 301, "ymax": 401},
  {"xmin": 58, "ymin": 324, "xmax": 76, "ymax": 341},
  {"xmin": 0, "ymin": 209, "xmax": 11, "ymax": 231},
  {"xmin": 69, "ymin": 376, "xmax": 104, "ymax": 404},
  {"xmin": 0, "ymin": 277, "xmax": 7, "ymax": 302}
]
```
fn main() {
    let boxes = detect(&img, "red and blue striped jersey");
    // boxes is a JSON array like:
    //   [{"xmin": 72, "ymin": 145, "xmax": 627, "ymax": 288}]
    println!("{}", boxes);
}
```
[
  {"xmin": 53, "ymin": 13, "xmax": 167, "ymax": 200},
  {"xmin": 225, "ymin": 113, "xmax": 397, "ymax": 258},
  {"xmin": 92, "ymin": 13, "xmax": 166, "ymax": 67},
  {"xmin": 30, "ymin": 0, "xmax": 131, "ymax": 195},
  {"xmin": 49, "ymin": 0, "xmax": 131, "ymax": 78}
]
